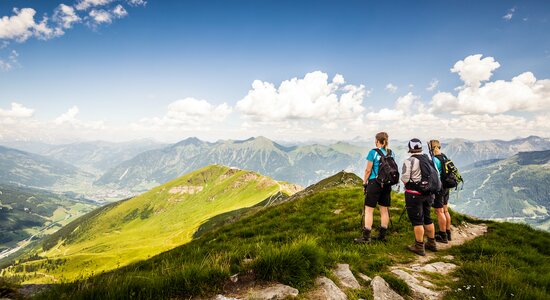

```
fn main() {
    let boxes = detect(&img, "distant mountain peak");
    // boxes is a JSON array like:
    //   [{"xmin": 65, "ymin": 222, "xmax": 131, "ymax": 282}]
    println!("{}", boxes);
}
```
[{"xmin": 175, "ymin": 137, "xmax": 204, "ymax": 146}]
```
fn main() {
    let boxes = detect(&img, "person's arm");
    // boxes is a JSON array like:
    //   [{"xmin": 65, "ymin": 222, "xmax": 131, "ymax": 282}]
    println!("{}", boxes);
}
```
[
  {"xmin": 364, "ymin": 160, "xmax": 373, "ymax": 184},
  {"xmin": 401, "ymin": 159, "xmax": 411, "ymax": 184}
]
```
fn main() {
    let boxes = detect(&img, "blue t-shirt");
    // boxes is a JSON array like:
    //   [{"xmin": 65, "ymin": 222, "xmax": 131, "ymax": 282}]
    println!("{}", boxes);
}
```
[
  {"xmin": 433, "ymin": 156, "xmax": 442, "ymax": 176},
  {"xmin": 365, "ymin": 148, "xmax": 392, "ymax": 180}
]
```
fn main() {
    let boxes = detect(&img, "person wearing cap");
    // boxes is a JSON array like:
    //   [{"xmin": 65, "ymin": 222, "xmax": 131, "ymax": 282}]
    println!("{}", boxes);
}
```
[{"xmin": 401, "ymin": 138, "xmax": 437, "ymax": 256}]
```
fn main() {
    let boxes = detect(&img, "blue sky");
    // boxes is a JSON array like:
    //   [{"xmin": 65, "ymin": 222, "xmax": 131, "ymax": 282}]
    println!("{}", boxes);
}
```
[{"xmin": 0, "ymin": 0, "xmax": 549, "ymax": 142}]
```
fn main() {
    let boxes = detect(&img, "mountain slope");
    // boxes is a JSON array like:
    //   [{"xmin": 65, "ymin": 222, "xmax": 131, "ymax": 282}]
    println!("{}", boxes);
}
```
[
  {"xmin": 0, "ymin": 185, "xmax": 97, "ymax": 254},
  {"xmin": 452, "ymin": 150, "xmax": 550, "ymax": 229},
  {"xmin": 0, "ymin": 139, "xmax": 165, "ymax": 175},
  {"xmin": 0, "ymin": 146, "xmax": 95, "ymax": 191},
  {"xmin": 12, "ymin": 171, "xmax": 550, "ymax": 300},
  {"xmin": 95, "ymin": 136, "xmax": 367, "ymax": 192},
  {"xmin": 443, "ymin": 136, "xmax": 550, "ymax": 168},
  {"xmin": 2, "ymin": 165, "xmax": 301, "ymax": 283}
]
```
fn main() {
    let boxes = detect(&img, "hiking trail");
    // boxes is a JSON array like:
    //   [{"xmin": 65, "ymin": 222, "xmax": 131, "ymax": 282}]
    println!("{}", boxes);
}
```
[{"xmin": 205, "ymin": 222, "xmax": 488, "ymax": 300}]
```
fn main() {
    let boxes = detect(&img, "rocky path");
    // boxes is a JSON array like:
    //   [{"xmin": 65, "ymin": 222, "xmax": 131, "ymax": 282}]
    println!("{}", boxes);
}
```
[{"xmin": 210, "ymin": 222, "xmax": 487, "ymax": 300}]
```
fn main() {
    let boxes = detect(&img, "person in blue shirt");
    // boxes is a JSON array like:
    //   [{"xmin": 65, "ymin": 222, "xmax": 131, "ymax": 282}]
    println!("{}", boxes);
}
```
[
  {"xmin": 429, "ymin": 140, "xmax": 451, "ymax": 243},
  {"xmin": 354, "ymin": 132, "xmax": 393, "ymax": 243}
]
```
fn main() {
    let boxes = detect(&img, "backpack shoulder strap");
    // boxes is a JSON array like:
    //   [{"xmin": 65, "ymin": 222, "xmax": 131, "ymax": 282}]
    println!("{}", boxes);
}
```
[{"xmin": 374, "ymin": 148, "xmax": 386, "ymax": 158}]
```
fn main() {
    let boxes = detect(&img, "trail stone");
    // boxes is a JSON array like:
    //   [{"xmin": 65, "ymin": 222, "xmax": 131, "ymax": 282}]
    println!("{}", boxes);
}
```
[
  {"xmin": 315, "ymin": 276, "xmax": 348, "ymax": 300},
  {"xmin": 417, "ymin": 262, "xmax": 457, "ymax": 274},
  {"xmin": 358, "ymin": 273, "xmax": 372, "ymax": 283},
  {"xmin": 442, "ymin": 255, "xmax": 455, "ymax": 260},
  {"xmin": 391, "ymin": 269, "xmax": 439, "ymax": 300},
  {"xmin": 333, "ymin": 263, "xmax": 361, "ymax": 289},
  {"xmin": 214, "ymin": 295, "xmax": 239, "ymax": 300},
  {"xmin": 370, "ymin": 276, "xmax": 404, "ymax": 300},
  {"xmin": 247, "ymin": 283, "xmax": 299, "ymax": 299}
]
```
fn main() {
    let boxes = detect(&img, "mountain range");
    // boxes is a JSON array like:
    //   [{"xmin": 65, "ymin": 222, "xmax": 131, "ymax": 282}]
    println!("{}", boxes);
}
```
[{"xmin": 452, "ymin": 150, "xmax": 550, "ymax": 230}]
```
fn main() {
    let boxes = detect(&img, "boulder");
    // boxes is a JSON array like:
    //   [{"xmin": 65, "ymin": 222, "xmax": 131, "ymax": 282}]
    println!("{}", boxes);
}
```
[
  {"xmin": 247, "ymin": 283, "xmax": 299, "ymax": 299},
  {"xmin": 370, "ymin": 276, "xmax": 404, "ymax": 300},
  {"xmin": 333, "ymin": 263, "xmax": 361, "ymax": 289},
  {"xmin": 391, "ymin": 269, "xmax": 439, "ymax": 300},
  {"xmin": 214, "ymin": 295, "xmax": 239, "ymax": 300},
  {"xmin": 314, "ymin": 276, "xmax": 348, "ymax": 300}
]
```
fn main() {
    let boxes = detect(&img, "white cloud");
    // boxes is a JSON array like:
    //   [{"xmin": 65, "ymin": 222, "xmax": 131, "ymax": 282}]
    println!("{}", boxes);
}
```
[
  {"xmin": 236, "ymin": 71, "xmax": 366, "ymax": 123},
  {"xmin": 134, "ymin": 98, "xmax": 232, "ymax": 130},
  {"xmin": 55, "ymin": 106, "xmax": 105, "ymax": 129},
  {"xmin": 503, "ymin": 7, "xmax": 515, "ymax": 21},
  {"xmin": 366, "ymin": 92, "xmax": 421, "ymax": 121},
  {"xmin": 112, "ymin": 5, "xmax": 128, "ymax": 18},
  {"xmin": 75, "ymin": 0, "xmax": 113, "ymax": 11},
  {"xmin": 53, "ymin": 4, "xmax": 81, "ymax": 29},
  {"xmin": 431, "ymin": 55, "xmax": 550, "ymax": 115},
  {"xmin": 127, "ymin": 0, "xmax": 147, "ymax": 6},
  {"xmin": 0, "ymin": 8, "xmax": 60, "ymax": 42},
  {"xmin": 0, "ymin": 50, "xmax": 19, "ymax": 71},
  {"xmin": 0, "ymin": 102, "xmax": 34, "ymax": 118},
  {"xmin": 385, "ymin": 83, "xmax": 398, "ymax": 93},
  {"xmin": 450, "ymin": 54, "xmax": 500, "ymax": 89},
  {"xmin": 89, "ymin": 9, "xmax": 113, "ymax": 24},
  {"xmin": 426, "ymin": 78, "xmax": 439, "ymax": 91}
]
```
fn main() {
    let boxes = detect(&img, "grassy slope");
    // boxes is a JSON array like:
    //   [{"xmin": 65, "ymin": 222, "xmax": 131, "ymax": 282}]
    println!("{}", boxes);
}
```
[
  {"xmin": 2, "ymin": 165, "xmax": 291, "ymax": 283},
  {"xmin": 33, "ymin": 172, "xmax": 550, "ymax": 300}
]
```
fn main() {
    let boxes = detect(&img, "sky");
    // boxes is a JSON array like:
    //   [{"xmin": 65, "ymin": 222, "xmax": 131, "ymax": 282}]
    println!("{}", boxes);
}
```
[{"xmin": 0, "ymin": 0, "xmax": 549, "ymax": 143}]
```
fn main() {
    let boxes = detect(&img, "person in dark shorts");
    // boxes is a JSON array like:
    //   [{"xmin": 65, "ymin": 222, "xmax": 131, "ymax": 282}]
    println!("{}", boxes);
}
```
[
  {"xmin": 401, "ymin": 138, "xmax": 437, "ymax": 256},
  {"xmin": 429, "ymin": 140, "xmax": 452, "ymax": 243},
  {"xmin": 354, "ymin": 132, "xmax": 393, "ymax": 243}
]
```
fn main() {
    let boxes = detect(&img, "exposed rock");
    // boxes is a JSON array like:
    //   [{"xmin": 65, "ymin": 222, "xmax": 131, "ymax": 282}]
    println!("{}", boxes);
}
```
[
  {"xmin": 358, "ymin": 273, "xmax": 372, "ymax": 283},
  {"xmin": 333, "ymin": 263, "xmax": 361, "ymax": 289},
  {"xmin": 230, "ymin": 274, "xmax": 239, "ymax": 283},
  {"xmin": 214, "ymin": 295, "xmax": 239, "ymax": 300},
  {"xmin": 414, "ymin": 262, "xmax": 457, "ymax": 275},
  {"xmin": 247, "ymin": 283, "xmax": 299, "ymax": 299},
  {"xmin": 314, "ymin": 276, "xmax": 348, "ymax": 300},
  {"xmin": 333, "ymin": 209, "xmax": 343, "ymax": 214},
  {"xmin": 442, "ymin": 255, "xmax": 454, "ymax": 260},
  {"xmin": 169, "ymin": 185, "xmax": 204, "ymax": 194},
  {"xmin": 391, "ymin": 269, "xmax": 439, "ymax": 300},
  {"xmin": 370, "ymin": 276, "xmax": 404, "ymax": 300}
]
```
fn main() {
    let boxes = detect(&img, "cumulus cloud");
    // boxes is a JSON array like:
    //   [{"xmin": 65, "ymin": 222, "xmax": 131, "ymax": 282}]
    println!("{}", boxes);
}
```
[
  {"xmin": 54, "ymin": 106, "xmax": 105, "ymax": 129},
  {"xmin": 127, "ymin": 0, "xmax": 147, "ymax": 6},
  {"xmin": 450, "ymin": 54, "xmax": 500, "ymax": 89},
  {"xmin": 426, "ymin": 78, "xmax": 439, "ymax": 91},
  {"xmin": 385, "ymin": 83, "xmax": 398, "ymax": 93},
  {"xmin": 430, "ymin": 55, "xmax": 550, "ymax": 114},
  {"xmin": 75, "ymin": 0, "xmax": 113, "ymax": 11},
  {"xmin": 367, "ymin": 92, "xmax": 421, "ymax": 121},
  {"xmin": 53, "ymin": 4, "xmax": 81, "ymax": 29},
  {"xmin": 112, "ymin": 5, "xmax": 128, "ymax": 18},
  {"xmin": 134, "ymin": 98, "xmax": 232, "ymax": 130},
  {"xmin": 236, "ymin": 71, "xmax": 366, "ymax": 123},
  {"xmin": 503, "ymin": 7, "xmax": 515, "ymax": 21},
  {"xmin": 0, "ymin": 102, "xmax": 34, "ymax": 118},
  {"xmin": 0, "ymin": 8, "xmax": 60, "ymax": 42}
]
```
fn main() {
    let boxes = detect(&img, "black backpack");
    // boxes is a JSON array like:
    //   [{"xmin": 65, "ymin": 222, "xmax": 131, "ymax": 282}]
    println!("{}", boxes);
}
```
[
  {"xmin": 374, "ymin": 148, "xmax": 400, "ymax": 187},
  {"xmin": 435, "ymin": 154, "xmax": 463, "ymax": 189},
  {"xmin": 415, "ymin": 154, "xmax": 442, "ymax": 195}
]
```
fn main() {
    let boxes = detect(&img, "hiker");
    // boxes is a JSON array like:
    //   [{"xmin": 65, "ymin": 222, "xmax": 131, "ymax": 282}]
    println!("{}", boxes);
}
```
[
  {"xmin": 355, "ymin": 132, "xmax": 399, "ymax": 243},
  {"xmin": 401, "ymin": 138, "xmax": 441, "ymax": 256},
  {"xmin": 428, "ymin": 140, "xmax": 463, "ymax": 243}
]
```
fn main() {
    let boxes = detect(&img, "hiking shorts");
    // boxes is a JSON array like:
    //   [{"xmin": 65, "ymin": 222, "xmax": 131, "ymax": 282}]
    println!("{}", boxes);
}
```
[
  {"xmin": 405, "ymin": 192, "xmax": 433, "ymax": 226},
  {"xmin": 364, "ymin": 180, "xmax": 391, "ymax": 208},
  {"xmin": 433, "ymin": 189, "xmax": 450, "ymax": 209}
]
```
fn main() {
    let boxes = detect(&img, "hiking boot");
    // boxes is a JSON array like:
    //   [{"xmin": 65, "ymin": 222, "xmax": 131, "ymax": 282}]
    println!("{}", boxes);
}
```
[
  {"xmin": 374, "ymin": 226, "xmax": 388, "ymax": 242},
  {"xmin": 408, "ymin": 241, "xmax": 425, "ymax": 256},
  {"xmin": 354, "ymin": 228, "xmax": 371, "ymax": 243},
  {"xmin": 426, "ymin": 237, "xmax": 438, "ymax": 252},
  {"xmin": 435, "ymin": 231, "xmax": 448, "ymax": 243},
  {"xmin": 446, "ymin": 230, "xmax": 452, "ymax": 241}
]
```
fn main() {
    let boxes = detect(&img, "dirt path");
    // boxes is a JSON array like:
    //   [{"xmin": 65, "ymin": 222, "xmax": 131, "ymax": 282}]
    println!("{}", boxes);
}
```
[{"xmin": 390, "ymin": 222, "xmax": 488, "ymax": 300}]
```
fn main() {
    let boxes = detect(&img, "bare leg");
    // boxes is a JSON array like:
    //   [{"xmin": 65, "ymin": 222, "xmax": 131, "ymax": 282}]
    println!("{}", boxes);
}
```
[
  {"xmin": 444, "ymin": 205, "xmax": 452, "ymax": 229},
  {"xmin": 413, "ymin": 225, "xmax": 424, "ymax": 242},
  {"xmin": 364, "ymin": 206, "xmax": 375, "ymax": 230},
  {"xmin": 379, "ymin": 206, "xmax": 389, "ymax": 228},
  {"xmin": 435, "ymin": 207, "xmax": 447, "ymax": 232},
  {"xmin": 424, "ymin": 223, "xmax": 435, "ymax": 239}
]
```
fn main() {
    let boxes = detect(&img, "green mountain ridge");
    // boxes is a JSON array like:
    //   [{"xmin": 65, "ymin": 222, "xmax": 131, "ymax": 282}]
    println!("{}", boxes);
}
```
[
  {"xmin": 3, "ymin": 169, "xmax": 548, "ymax": 300},
  {"xmin": 1, "ymin": 165, "xmax": 302, "ymax": 283},
  {"xmin": 453, "ymin": 150, "xmax": 550, "ymax": 230}
]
